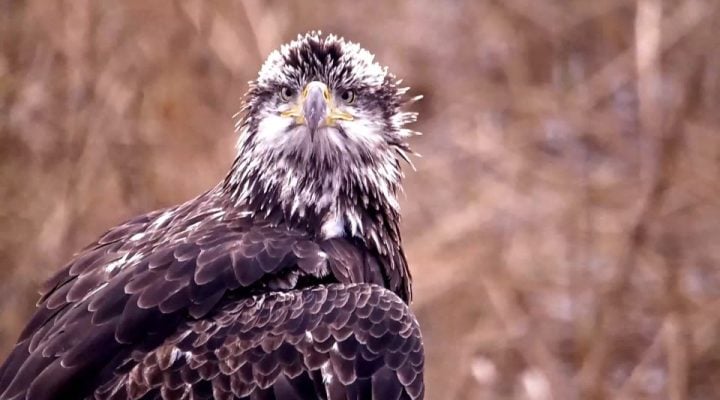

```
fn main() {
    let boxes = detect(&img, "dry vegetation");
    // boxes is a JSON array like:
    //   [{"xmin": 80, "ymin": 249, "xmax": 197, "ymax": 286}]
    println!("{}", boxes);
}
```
[{"xmin": 2, "ymin": 0, "xmax": 720, "ymax": 399}]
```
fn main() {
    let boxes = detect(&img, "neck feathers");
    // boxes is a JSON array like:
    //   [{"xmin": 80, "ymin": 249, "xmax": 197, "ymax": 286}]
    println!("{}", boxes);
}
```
[{"xmin": 222, "ymin": 136, "xmax": 403, "ymax": 241}]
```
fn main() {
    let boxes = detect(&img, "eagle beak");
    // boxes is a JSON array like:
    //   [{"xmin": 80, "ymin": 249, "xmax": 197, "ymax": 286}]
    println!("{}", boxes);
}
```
[
  {"xmin": 280, "ymin": 81, "xmax": 354, "ymax": 140},
  {"xmin": 302, "ymin": 81, "xmax": 329, "ymax": 138}
]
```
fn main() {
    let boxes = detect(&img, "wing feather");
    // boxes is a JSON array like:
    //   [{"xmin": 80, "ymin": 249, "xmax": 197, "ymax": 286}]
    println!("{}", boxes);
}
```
[
  {"xmin": 97, "ymin": 284, "xmax": 424, "ymax": 400},
  {"xmin": 0, "ymin": 193, "xmax": 424, "ymax": 400},
  {"xmin": 0, "ymin": 200, "xmax": 338, "ymax": 400}
]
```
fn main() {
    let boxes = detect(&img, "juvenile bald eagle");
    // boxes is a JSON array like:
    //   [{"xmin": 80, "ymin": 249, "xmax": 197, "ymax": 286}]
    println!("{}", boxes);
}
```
[{"xmin": 0, "ymin": 33, "xmax": 424, "ymax": 400}]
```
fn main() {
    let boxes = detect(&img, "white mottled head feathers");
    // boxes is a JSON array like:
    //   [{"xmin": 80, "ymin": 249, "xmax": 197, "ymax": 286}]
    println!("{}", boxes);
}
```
[{"xmin": 224, "ymin": 32, "xmax": 420, "ymax": 236}]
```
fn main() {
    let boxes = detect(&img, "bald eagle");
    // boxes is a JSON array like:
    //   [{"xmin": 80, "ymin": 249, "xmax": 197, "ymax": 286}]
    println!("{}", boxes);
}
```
[{"xmin": 0, "ymin": 33, "xmax": 424, "ymax": 400}]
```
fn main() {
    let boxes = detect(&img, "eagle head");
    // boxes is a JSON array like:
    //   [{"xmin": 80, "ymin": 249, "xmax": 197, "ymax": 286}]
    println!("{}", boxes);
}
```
[{"xmin": 226, "ymin": 32, "xmax": 419, "ymax": 236}]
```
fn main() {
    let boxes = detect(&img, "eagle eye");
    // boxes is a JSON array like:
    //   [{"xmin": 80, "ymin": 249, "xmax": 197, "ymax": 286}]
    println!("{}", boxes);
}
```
[
  {"xmin": 280, "ymin": 86, "xmax": 295, "ymax": 101},
  {"xmin": 339, "ymin": 89, "xmax": 355, "ymax": 104}
]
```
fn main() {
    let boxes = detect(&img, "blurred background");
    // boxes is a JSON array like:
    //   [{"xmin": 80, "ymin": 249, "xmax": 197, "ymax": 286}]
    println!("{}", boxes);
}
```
[{"xmin": 2, "ymin": 0, "xmax": 720, "ymax": 399}]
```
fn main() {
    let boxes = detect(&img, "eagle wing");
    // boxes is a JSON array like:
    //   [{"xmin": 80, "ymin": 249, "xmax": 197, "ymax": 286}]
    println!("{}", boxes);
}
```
[
  {"xmin": 0, "ymin": 201, "xmax": 424, "ymax": 400},
  {"xmin": 96, "ymin": 284, "xmax": 424, "ymax": 400}
]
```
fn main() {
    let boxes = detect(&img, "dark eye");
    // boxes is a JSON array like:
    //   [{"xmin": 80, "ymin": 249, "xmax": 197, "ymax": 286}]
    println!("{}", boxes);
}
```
[
  {"xmin": 280, "ymin": 86, "xmax": 295, "ymax": 101},
  {"xmin": 339, "ymin": 89, "xmax": 355, "ymax": 104}
]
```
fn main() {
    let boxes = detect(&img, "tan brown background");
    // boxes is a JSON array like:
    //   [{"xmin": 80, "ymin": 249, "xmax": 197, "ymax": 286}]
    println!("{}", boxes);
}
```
[{"xmin": 2, "ymin": 1, "xmax": 720, "ymax": 399}]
